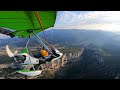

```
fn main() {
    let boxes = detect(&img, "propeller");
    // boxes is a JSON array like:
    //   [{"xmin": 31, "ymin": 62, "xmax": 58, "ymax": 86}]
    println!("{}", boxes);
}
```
[
  {"xmin": 6, "ymin": 45, "xmax": 15, "ymax": 57},
  {"xmin": 14, "ymin": 50, "xmax": 18, "ymax": 55}
]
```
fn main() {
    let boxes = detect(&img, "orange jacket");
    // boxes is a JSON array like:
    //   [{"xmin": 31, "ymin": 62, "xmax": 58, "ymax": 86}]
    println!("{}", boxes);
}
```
[{"xmin": 40, "ymin": 49, "xmax": 48, "ymax": 57}]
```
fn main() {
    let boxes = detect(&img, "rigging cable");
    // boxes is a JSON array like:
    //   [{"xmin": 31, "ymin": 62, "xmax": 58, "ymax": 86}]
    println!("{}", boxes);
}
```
[
  {"xmin": 35, "ymin": 11, "xmax": 53, "ymax": 52},
  {"xmin": 35, "ymin": 11, "xmax": 48, "ymax": 43}
]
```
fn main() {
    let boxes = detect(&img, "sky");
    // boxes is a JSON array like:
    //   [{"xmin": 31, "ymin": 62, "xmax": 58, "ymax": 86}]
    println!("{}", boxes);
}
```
[
  {"xmin": 1, "ymin": 11, "xmax": 120, "ymax": 38},
  {"xmin": 54, "ymin": 11, "xmax": 120, "ymax": 32},
  {"xmin": 0, "ymin": 34, "xmax": 10, "ymax": 39}
]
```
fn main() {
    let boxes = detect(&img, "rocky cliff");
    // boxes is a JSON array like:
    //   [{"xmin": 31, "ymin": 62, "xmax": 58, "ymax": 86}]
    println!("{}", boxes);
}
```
[{"xmin": 40, "ymin": 48, "xmax": 84, "ymax": 70}]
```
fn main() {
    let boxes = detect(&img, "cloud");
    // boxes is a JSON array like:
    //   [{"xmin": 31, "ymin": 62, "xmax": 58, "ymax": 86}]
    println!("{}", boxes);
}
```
[
  {"xmin": 57, "ymin": 11, "xmax": 120, "ymax": 25},
  {"xmin": 54, "ymin": 11, "xmax": 120, "ymax": 32}
]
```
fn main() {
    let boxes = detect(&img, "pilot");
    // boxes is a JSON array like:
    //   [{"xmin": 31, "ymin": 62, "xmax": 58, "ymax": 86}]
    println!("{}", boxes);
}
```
[{"xmin": 40, "ymin": 46, "xmax": 51, "ymax": 60}]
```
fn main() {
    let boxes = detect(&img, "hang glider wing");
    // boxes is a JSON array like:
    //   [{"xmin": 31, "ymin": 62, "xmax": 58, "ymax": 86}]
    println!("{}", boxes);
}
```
[{"xmin": 0, "ymin": 11, "xmax": 57, "ymax": 38}]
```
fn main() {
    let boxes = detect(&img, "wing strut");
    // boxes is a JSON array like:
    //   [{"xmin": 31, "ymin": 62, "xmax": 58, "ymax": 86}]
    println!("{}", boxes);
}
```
[{"xmin": 32, "ymin": 31, "xmax": 50, "ymax": 52}]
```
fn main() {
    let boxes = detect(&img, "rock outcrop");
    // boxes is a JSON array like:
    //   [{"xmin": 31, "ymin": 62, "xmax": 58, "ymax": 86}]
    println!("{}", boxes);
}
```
[{"xmin": 40, "ymin": 48, "xmax": 84, "ymax": 71}]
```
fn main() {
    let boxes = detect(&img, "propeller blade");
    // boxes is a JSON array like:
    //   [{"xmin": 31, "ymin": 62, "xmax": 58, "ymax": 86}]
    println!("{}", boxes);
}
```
[
  {"xmin": 14, "ymin": 50, "xmax": 18, "ymax": 55},
  {"xmin": 6, "ymin": 45, "xmax": 14, "ymax": 57}
]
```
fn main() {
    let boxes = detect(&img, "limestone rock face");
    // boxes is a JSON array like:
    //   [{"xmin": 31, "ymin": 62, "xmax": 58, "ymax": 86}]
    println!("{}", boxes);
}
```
[{"xmin": 40, "ymin": 48, "xmax": 84, "ymax": 71}]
